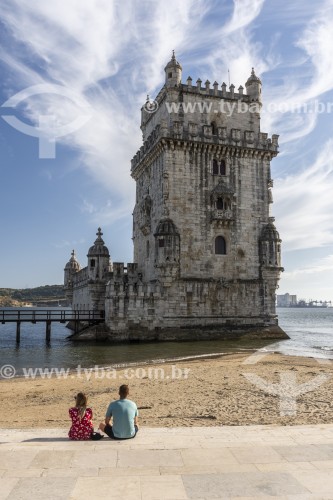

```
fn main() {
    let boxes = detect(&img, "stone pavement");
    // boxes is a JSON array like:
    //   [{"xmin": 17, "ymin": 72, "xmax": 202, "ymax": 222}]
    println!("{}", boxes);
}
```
[{"xmin": 1, "ymin": 425, "xmax": 333, "ymax": 499}]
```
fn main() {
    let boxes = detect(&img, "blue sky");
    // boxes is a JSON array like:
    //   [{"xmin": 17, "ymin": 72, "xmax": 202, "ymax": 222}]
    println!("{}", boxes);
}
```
[{"xmin": 0, "ymin": 0, "xmax": 333, "ymax": 303}]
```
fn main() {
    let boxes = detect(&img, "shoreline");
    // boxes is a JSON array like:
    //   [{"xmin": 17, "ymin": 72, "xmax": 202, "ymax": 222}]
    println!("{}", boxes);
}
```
[
  {"xmin": 1, "ymin": 352, "xmax": 333, "ymax": 429},
  {"xmin": 5, "ymin": 350, "xmax": 255, "ymax": 381},
  {"xmin": 4, "ymin": 346, "xmax": 333, "ymax": 382}
]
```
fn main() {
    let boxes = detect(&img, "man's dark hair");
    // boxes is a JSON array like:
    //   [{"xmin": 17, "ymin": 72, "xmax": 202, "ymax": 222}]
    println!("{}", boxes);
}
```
[{"xmin": 119, "ymin": 384, "xmax": 129, "ymax": 398}]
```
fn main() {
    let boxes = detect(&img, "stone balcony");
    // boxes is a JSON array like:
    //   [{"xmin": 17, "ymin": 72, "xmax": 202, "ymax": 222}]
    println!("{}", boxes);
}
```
[
  {"xmin": 211, "ymin": 208, "xmax": 234, "ymax": 227},
  {"xmin": 212, "ymin": 208, "xmax": 234, "ymax": 220}
]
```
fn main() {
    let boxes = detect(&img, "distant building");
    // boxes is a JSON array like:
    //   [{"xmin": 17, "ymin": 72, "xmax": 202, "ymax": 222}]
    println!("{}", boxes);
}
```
[
  {"xmin": 277, "ymin": 293, "xmax": 297, "ymax": 307},
  {"xmin": 64, "ymin": 53, "xmax": 287, "ymax": 341}
]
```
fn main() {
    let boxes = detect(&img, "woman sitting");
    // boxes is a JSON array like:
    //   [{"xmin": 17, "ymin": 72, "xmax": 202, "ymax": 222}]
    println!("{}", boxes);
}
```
[{"xmin": 68, "ymin": 392, "xmax": 94, "ymax": 440}]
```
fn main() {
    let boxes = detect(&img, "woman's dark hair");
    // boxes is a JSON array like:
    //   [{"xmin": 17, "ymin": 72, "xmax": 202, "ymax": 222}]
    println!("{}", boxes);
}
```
[{"xmin": 75, "ymin": 392, "xmax": 87, "ymax": 419}]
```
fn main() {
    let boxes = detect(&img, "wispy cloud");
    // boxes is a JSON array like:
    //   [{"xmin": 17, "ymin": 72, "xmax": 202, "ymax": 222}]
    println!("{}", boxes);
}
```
[
  {"xmin": 284, "ymin": 254, "xmax": 333, "ymax": 278},
  {"xmin": 280, "ymin": 251, "xmax": 333, "ymax": 301},
  {"xmin": 0, "ymin": 0, "xmax": 267, "ymax": 228},
  {"xmin": 223, "ymin": 0, "xmax": 265, "ymax": 35},
  {"xmin": 296, "ymin": 3, "xmax": 333, "ymax": 100},
  {"xmin": 53, "ymin": 238, "xmax": 85, "ymax": 249},
  {"xmin": 80, "ymin": 197, "xmax": 130, "ymax": 225},
  {"xmin": 1, "ymin": 0, "xmax": 333, "ymax": 259},
  {"xmin": 0, "ymin": 0, "xmax": 224, "ymax": 224},
  {"xmin": 274, "ymin": 139, "xmax": 333, "ymax": 251},
  {"xmin": 262, "ymin": 0, "xmax": 333, "ymax": 144}
]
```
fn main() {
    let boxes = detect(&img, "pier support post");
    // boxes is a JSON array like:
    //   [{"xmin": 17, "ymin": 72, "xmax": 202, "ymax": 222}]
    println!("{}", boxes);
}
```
[
  {"xmin": 16, "ymin": 321, "xmax": 21, "ymax": 344},
  {"xmin": 46, "ymin": 321, "xmax": 51, "ymax": 343}
]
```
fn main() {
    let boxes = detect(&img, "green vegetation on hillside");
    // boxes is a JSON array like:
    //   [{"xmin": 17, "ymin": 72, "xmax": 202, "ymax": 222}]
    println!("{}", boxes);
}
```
[{"xmin": 0, "ymin": 285, "xmax": 66, "ymax": 306}]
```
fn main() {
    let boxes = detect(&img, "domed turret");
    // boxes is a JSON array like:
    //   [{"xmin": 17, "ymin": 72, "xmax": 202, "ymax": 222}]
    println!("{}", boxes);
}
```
[
  {"xmin": 87, "ymin": 228, "xmax": 111, "ymax": 280},
  {"xmin": 261, "ymin": 222, "xmax": 280, "ymax": 242},
  {"xmin": 88, "ymin": 227, "xmax": 110, "ymax": 257},
  {"xmin": 164, "ymin": 50, "xmax": 182, "ymax": 88},
  {"xmin": 154, "ymin": 219, "xmax": 180, "ymax": 275},
  {"xmin": 245, "ymin": 68, "xmax": 262, "ymax": 104},
  {"xmin": 64, "ymin": 250, "xmax": 81, "ymax": 287},
  {"xmin": 155, "ymin": 218, "xmax": 179, "ymax": 236},
  {"xmin": 65, "ymin": 250, "xmax": 81, "ymax": 271},
  {"xmin": 260, "ymin": 218, "xmax": 282, "ymax": 267}
]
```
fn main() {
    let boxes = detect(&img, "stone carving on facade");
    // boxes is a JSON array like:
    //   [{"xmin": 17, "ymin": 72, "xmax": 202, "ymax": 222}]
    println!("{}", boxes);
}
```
[
  {"xmin": 139, "ymin": 194, "xmax": 152, "ymax": 235},
  {"xmin": 210, "ymin": 180, "xmax": 235, "ymax": 225}
]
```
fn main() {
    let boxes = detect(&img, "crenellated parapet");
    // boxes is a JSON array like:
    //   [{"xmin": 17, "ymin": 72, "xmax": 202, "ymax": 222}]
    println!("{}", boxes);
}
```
[
  {"xmin": 105, "ymin": 262, "xmax": 162, "ymax": 331},
  {"xmin": 108, "ymin": 262, "xmax": 161, "ymax": 297},
  {"xmin": 71, "ymin": 267, "xmax": 89, "ymax": 287},
  {"xmin": 131, "ymin": 126, "xmax": 279, "ymax": 176},
  {"xmin": 134, "ymin": 56, "xmax": 276, "ymax": 181}
]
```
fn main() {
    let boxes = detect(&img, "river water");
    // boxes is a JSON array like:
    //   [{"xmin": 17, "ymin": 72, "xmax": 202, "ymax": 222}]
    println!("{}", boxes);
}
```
[{"xmin": 0, "ymin": 307, "xmax": 332, "ymax": 376}]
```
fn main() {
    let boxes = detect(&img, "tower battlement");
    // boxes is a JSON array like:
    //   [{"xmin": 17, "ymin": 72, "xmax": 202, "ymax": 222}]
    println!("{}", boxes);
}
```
[{"xmin": 131, "ymin": 126, "xmax": 279, "ymax": 174}]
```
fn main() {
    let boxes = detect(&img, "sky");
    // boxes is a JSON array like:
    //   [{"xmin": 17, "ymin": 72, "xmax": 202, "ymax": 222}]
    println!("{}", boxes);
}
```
[{"xmin": 0, "ymin": 0, "xmax": 333, "ymax": 303}]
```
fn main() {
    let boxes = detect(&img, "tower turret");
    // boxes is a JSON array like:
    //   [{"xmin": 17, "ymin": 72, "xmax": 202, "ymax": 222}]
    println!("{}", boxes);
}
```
[
  {"xmin": 259, "ymin": 217, "xmax": 283, "ymax": 317},
  {"xmin": 245, "ymin": 68, "xmax": 262, "ymax": 104},
  {"xmin": 64, "ymin": 250, "xmax": 81, "ymax": 287},
  {"xmin": 64, "ymin": 250, "xmax": 81, "ymax": 302},
  {"xmin": 87, "ymin": 228, "xmax": 111, "ymax": 281},
  {"xmin": 154, "ymin": 218, "xmax": 180, "ymax": 284},
  {"xmin": 164, "ymin": 50, "xmax": 182, "ymax": 88},
  {"xmin": 259, "ymin": 218, "xmax": 282, "ymax": 268}
]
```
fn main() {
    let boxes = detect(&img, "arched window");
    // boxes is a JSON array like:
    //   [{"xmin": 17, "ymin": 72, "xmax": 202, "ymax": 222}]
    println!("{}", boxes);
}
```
[
  {"xmin": 216, "ymin": 198, "xmax": 224, "ymax": 210},
  {"xmin": 215, "ymin": 236, "xmax": 226, "ymax": 255},
  {"xmin": 220, "ymin": 160, "xmax": 226, "ymax": 175},
  {"xmin": 212, "ymin": 159, "xmax": 218, "ymax": 175},
  {"xmin": 211, "ymin": 121, "xmax": 217, "ymax": 135},
  {"xmin": 90, "ymin": 259, "xmax": 95, "ymax": 268}
]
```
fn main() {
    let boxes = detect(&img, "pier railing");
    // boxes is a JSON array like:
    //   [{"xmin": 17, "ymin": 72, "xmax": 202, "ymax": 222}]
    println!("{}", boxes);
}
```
[{"xmin": 0, "ymin": 309, "xmax": 105, "ymax": 343}]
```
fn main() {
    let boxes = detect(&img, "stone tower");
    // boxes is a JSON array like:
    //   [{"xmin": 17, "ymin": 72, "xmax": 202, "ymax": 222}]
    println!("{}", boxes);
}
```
[
  {"xmin": 66, "ymin": 54, "xmax": 287, "ymax": 341},
  {"xmin": 124, "ymin": 52, "xmax": 286, "ymax": 339}
]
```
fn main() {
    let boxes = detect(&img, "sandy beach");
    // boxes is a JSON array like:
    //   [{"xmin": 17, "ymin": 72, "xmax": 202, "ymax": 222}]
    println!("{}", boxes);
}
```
[{"xmin": 0, "ymin": 353, "xmax": 332, "ymax": 429}]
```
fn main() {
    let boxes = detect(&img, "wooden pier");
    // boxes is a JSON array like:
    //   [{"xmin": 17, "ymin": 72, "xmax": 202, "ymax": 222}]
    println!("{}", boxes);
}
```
[{"xmin": 0, "ymin": 309, "xmax": 105, "ymax": 343}]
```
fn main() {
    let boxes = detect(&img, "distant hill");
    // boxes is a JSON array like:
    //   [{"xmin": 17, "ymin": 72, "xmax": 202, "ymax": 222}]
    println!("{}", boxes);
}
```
[{"xmin": 0, "ymin": 285, "xmax": 67, "ymax": 307}]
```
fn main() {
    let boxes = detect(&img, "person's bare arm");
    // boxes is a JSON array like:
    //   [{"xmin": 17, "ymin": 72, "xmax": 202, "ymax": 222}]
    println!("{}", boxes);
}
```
[
  {"xmin": 134, "ymin": 415, "xmax": 139, "ymax": 428},
  {"xmin": 105, "ymin": 416, "xmax": 111, "ymax": 425}
]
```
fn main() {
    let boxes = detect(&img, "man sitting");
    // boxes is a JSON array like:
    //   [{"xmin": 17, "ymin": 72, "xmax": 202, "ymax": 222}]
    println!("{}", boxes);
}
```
[{"xmin": 99, "ymin": 384, "xmax": 139, "ymax": 439}]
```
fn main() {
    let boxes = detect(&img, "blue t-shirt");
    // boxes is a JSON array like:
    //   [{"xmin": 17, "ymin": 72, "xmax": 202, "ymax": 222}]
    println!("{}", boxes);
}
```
[{"xmin": 106, "ymin": 398, "xmax": 138, "ymax": 438}]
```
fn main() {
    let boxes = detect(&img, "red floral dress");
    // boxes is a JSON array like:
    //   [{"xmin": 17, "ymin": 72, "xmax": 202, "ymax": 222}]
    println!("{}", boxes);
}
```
[{"xmin": 68, "ymin": 407, "xmax": 93, "ymax": 440}]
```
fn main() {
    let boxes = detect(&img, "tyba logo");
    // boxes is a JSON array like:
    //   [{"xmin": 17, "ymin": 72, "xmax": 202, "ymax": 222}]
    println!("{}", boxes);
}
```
[
  {"xmin": 242, "ymin": 348, "xmax": 331, "ymax": 416},
  {"xmin": 1, "ymin": 84, "xmax": 92, "ymax": 159}
]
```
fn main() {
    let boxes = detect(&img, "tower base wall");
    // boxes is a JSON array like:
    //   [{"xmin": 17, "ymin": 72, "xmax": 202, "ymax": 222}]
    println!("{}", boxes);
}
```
[
  {"xmin": 101, "ymin": 266, "xmax": 288, "ymax": 342},
  {"xmin": 67, "ymin": 322, "xmax": 287, "ymax": 342}
]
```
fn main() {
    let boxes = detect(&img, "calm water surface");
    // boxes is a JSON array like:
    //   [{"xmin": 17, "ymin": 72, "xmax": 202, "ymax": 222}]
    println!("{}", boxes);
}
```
[{"xmin": 0, "ymin": 307, "xmax": 332, "ymax": 374}]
